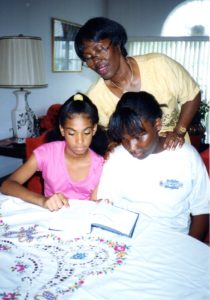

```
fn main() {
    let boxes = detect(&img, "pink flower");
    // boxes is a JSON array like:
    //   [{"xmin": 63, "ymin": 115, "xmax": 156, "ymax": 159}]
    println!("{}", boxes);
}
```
[
  {"xmin": 114, "ymin": 244, "xmax": 126, "ymax": 252},
  {"xmin": 2, "ymin": 292, "xmax": 18, "ymax": 300},
  {"xmin": 117, "ymin": 259, "xmax": 123, "ymax": 264}
]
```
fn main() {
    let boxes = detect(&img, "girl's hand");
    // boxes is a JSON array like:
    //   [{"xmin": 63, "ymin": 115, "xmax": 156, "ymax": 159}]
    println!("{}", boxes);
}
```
[
  {"xmin": 44, "ymin": 193, "xmax": 69, "ymax": 211},
  {"xmin": 93, "ymin": 198, "xmax": 113, "ymax": 205}
]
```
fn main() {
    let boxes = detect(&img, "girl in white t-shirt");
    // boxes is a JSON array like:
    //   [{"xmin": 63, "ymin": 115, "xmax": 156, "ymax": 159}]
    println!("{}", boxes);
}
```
[{"xmin": 97, "ymin": 91, "xmax": 209, "ymax": 241}]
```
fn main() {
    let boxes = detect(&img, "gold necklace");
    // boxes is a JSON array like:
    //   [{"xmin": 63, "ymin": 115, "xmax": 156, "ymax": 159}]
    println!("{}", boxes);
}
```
[{"xmin": 110, "ymin": 58, "xmax": 134, "ymax": 93}]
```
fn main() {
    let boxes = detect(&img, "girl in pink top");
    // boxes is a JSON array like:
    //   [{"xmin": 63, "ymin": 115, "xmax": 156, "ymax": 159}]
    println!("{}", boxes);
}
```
[{"xmin": 1, "ymin": 93, "xmax": 106, "ymax": 211}]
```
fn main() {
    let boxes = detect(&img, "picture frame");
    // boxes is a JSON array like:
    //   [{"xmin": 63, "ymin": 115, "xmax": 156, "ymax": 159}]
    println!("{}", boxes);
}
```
[{"xmin": 52, "ymin": 17, "xmax": 82, "ymax": 72}]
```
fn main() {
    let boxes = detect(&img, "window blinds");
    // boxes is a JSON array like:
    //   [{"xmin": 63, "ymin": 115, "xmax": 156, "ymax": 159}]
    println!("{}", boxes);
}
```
[{"xmin": 127, "ymin": 36, "xmax": 210, "ymax": 102}]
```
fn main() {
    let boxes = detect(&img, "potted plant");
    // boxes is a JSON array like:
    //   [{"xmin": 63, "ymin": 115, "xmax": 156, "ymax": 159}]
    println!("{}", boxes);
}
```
[{"xmin": 188, "ymin": 101, "xmax": 210, "ymax": 150}]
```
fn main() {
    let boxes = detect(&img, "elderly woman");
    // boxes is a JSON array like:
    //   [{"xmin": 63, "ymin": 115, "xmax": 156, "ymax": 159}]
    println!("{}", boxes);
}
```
[{"xmin": 75, "ymin": 17, "xmax": 201, "ymax": 149}]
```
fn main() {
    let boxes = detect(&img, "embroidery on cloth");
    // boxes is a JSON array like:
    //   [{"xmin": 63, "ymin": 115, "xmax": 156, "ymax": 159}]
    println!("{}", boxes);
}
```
[
  {"xmin": 160, "ymin": 179, "xmax": 183, "ymax": 189},
  {"xmin": 0, "ymin": 200, "xmax": 130, "ymax": 299},
  {"xmin": 0, "ymin": 214, "xmax": 129, "ymax": 300}
]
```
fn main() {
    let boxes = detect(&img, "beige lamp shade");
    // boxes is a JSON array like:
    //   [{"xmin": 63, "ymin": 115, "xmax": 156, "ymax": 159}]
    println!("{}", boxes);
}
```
[
  {"xmin": 0, "ymin": 36, "xmax": 47, "ymax": 88},
  {"xmin": 0, "ymin": 35, "xmax": 47, "ymax": 142}
]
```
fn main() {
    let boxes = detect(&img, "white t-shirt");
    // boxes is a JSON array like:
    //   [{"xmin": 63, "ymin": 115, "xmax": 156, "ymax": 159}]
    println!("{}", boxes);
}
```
[{"xmin": 97, "ymin": 144, "xmax": 210, "ymax": 234}]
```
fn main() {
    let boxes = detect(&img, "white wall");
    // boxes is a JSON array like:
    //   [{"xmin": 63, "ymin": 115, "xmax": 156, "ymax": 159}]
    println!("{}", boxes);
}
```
[
  {"xmin": 106, "ymin": 0, "xmax": 184, "ymax": 37},
  {"xmin": 0, "ymin": 0, "xmax": 105, "ymax": 177},
  {"xmin": 0, "ymin": 0, "xmax": 186, "ymax": 177}
]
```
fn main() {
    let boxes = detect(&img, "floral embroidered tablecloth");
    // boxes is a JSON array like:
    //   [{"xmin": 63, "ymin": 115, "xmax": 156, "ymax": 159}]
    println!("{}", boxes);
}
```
[
  {"xmin": 0, "ymin": 196, "xmax": 130, "ymax": 299},
  {"xmin": 0, "ymin": 194, "xmax": 209, "ymax": 300}
]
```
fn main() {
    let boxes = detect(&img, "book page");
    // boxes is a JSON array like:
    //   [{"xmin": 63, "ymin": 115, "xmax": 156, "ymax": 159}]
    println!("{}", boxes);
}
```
[
  {"xmin": 48, "ymin": 200, "xmax": 139, "ymax": 238},
  {"xmin": 48, "ymin": 200, "xmax": 94, "ymax": 234},
  {"xmin": 89, "ymin": 202, "xmax": 139, "ymax": 237}
]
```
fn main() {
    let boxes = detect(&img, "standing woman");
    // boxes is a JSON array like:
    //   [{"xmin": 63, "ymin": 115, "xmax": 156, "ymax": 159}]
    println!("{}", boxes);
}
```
[{"xmin": 74, "ymin": 17, "xmax": 201, "ymax": 149}]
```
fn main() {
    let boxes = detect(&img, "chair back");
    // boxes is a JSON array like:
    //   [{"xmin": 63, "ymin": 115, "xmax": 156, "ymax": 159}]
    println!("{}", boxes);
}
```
[{"xmin": 25, "ymin": 133, "xmax": 47, "ymax": 194}]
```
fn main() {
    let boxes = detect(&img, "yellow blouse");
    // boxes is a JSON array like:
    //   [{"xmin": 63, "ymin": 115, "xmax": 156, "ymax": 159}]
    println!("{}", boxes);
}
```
[{"xmin": 87, "ymin": 53, "xmax": 200, "ymax": 135}]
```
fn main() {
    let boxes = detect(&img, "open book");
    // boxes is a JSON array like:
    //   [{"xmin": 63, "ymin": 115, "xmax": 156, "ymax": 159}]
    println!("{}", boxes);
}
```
[{"xmin": 48, "ymin": 200, "xmax": 139, "ymax": 238}]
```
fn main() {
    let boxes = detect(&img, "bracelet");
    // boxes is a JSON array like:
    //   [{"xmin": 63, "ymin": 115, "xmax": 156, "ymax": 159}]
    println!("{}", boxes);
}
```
[{"xmin": 175, "ymin": 126, "xmax": 187, "ymax": 137}]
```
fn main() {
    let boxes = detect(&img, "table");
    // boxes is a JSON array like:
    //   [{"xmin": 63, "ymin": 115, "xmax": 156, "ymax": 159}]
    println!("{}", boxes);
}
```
[
  {"xmin": 0, "ymin": 194, "xmax": 209, "ymax": 300},
  {"xmin": 0, "ymin": 138, "xmax": 26, "ymax": 159},
  {"xmin": 0, "ymin": 138, "xmax": 26, "ymax": 184}
]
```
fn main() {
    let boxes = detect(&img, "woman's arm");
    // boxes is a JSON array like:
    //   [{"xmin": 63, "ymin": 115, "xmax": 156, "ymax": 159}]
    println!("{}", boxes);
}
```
[
  {"xmin": 175, "ymin": 91, "xmax": 201, "ymax": 134},
  {"xmin": 189, "ymin": 214, "xmax": 209, "ymax": 241},
  {"xmin": 1, "ymin": 154, "xmax": 46, "ymax": 207},
  {"xmin": 163, "ymin": 91, "xmax": 201, "ymax": 149}
]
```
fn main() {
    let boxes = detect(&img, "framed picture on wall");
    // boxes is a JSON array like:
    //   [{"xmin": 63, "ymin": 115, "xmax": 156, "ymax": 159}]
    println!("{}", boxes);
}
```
[{"xmin": 52, "ymin": 17, "xmax": 82, "ymax": 72}]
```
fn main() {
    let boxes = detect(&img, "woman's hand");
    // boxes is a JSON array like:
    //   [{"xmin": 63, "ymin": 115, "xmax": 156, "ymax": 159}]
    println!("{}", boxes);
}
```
[
  {"xmin": 162, "ymin": 131, "xmax": 185, "ymax": 150},
  {"xmin": 44, "ymin": 193, "xmax": 69, "ymax": 211}
]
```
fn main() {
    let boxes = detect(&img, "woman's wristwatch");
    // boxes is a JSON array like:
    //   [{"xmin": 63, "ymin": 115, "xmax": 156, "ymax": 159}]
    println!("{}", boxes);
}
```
[{"xmin": 175, "ymin": 126, "xmax": 187, "ymax": 137}]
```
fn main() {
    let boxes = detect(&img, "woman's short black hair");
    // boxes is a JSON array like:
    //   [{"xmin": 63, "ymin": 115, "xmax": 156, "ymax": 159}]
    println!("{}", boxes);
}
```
[
  {"xmin": 108, "ymin": 91, "xmax": 164, "ymax": 143},
  {"xmin": 75, "ymin": 17, "xmax": 128, "ymax": 60}
]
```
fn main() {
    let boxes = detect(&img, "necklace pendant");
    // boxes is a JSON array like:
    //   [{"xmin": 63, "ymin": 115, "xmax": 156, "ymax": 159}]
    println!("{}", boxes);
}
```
[{"xmin": 109, "ymin": 58, "xmax": 134, "ymax": 94}]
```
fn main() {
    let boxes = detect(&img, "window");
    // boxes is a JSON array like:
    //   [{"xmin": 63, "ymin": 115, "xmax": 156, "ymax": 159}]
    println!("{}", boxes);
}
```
[
  {"xmin": 127, "ymin": 0, "xmax": 210, "ymax": 102},
  {"xmin": 127, "ymin": 36, "xmax": 210, "ymax": 101},
  {"xmin": 162, "ymin": 0, "xmax": 210, "ymax": 36},
  {"xmin": 127, "ymin": 0, "xmax": 210, "ymax": 143}
]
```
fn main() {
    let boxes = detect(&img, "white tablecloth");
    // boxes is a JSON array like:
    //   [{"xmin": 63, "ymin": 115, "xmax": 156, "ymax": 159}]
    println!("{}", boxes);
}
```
[{"xmin": 0, "ymin": 194, "xmax": 209, "ymax": 300}]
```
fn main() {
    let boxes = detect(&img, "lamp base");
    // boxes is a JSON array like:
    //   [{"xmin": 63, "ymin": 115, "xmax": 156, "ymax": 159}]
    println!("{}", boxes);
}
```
[
  {"xmin": 13, "ymin": 137, "xmax": 26, "ymax": 144},
  {"xmin": 12, "ymin": 89, "xmax": 35, "ymax": 143}
]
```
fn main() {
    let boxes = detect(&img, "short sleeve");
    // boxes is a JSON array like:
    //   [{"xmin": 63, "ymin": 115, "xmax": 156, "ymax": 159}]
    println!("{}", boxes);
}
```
[
  {"xmin": 97, "ymin": 147, "xmax": 124, "ymax": 203},
  {"xmin": 160, "ymin": 54, "xmax": 200, "ymax": 105},
  {"xmin": 33, "ymin": 143, "xmax": 49, "ymax": 172},
  {"xmin": 188, "ymin": 149, "xmax": 210, "ymax": 216}
]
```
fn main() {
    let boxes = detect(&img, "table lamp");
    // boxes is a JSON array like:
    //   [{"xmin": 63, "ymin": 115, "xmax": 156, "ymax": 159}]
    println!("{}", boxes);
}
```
[{"xmin": 0, "ymin": 35, "xmax": 47, "ymax": 143}]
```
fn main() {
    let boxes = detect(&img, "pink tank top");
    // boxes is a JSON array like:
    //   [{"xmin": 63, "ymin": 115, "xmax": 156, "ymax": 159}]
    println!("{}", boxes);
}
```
[{"xmin": 34, "ymin": 141, "xmax": 104, "ymax": 199}]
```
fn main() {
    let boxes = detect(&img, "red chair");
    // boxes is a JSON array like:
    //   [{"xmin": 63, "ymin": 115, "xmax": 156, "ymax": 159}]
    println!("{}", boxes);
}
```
[
  {"xmin": 25, "ymin": 132, "xmax": 47, "ymax": 194},
  {"xmin": 25, "ymin": 104, "xmax": 62, "ymax": 194},
  {"xmin": 200, "ymin": 147, "xmax": 210, "ymax": 244},
  {"xmin": 200, "ymin": 148, "xmax": 209, "ymax": 175},
  {"xmin": 39, "ymin": 104, "xmax": 61, "ymax": 132}
]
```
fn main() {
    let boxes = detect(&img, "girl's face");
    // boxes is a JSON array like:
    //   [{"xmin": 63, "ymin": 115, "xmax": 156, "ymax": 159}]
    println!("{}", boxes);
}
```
[
  {"xmin": 82, "ymin": 38, "xmax": 122, "ymax": 80},
  {"xmin": 121, "ymin": 118, "xmax": 162, "ymax": 160},
  {"xmin": 59, "ymin": 114, "xmax": 97, "ymax": 157}
]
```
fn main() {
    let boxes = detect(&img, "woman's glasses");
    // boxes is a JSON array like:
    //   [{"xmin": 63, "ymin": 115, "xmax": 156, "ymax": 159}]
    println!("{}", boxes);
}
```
[{"xmin": 82, "ymin": 41, "xmax": 112, "ymax": 67}]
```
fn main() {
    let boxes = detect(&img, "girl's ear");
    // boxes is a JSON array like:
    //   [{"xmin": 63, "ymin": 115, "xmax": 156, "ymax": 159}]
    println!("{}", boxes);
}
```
[
  {"xmin": 92, "ymin": 124, "xmax": 98, "ymax": 136},
  {"xmin": 154, "ymin": 118, "xmax": 162, "ymax": 132},
  {"xmin": 59, "ymin": 125, "xmax": 65, "ymax": 136}
]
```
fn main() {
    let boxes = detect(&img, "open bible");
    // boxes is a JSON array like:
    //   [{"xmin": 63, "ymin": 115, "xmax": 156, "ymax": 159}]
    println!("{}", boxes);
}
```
[{"xmin": 48, "ymin": 200, "xmax": 139, "ymax": 238}]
